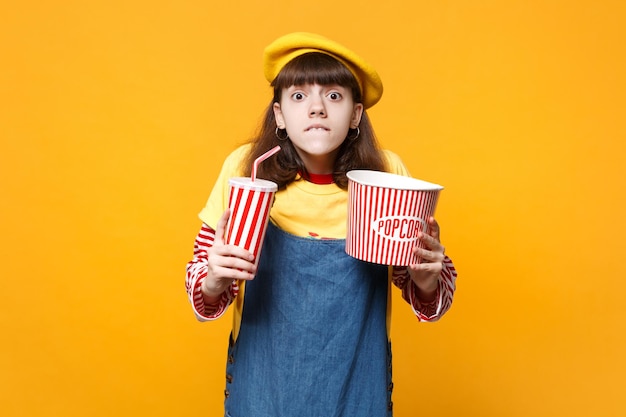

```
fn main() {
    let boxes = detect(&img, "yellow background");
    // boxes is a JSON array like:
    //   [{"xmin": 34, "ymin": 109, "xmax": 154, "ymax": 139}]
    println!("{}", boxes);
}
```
[{"xmin": 1, "ymin": 0, "xmax": 624, "ymax": 416}]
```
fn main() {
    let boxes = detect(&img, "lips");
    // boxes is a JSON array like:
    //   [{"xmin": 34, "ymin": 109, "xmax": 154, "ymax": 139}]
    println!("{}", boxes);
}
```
[{"xmin": 305, "ymin": 124, "xmax": 329, "ymax": 131}]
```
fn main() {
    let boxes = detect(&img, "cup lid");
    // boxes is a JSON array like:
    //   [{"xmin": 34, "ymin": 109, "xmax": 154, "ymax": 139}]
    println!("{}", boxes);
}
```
[{"xmin": 229, "ymin": 177, "xmax": 278, "ymax": 192}]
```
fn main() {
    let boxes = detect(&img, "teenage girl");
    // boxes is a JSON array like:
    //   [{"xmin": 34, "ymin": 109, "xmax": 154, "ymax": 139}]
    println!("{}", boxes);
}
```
[{"xmin": 185, "ymin": 32, "xmax": 457, "ymax": 417}]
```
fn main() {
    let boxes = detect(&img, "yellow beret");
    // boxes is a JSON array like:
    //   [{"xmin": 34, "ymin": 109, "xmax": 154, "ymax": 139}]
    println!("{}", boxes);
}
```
[{"xmin": 263, "ymin": 32, "xmax": 383, "ymax": 109}]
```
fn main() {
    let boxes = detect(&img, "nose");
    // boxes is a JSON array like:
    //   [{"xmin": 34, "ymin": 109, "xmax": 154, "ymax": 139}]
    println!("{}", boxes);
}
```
[{"xmin": 309, "ymin": 95, "xmax": 326, "ymax": 117}]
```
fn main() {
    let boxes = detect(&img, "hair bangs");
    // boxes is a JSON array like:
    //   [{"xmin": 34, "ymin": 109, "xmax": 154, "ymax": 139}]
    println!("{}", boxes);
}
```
[{"xmin": 272, "ymin": 52, "xmax": 362, "ymax": 102}]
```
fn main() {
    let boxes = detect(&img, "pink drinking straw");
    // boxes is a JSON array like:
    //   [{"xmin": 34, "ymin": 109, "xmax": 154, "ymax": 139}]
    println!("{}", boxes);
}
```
[{"xmin": 251, "ymin": 145, "xmax": 281, "ymax": 182}]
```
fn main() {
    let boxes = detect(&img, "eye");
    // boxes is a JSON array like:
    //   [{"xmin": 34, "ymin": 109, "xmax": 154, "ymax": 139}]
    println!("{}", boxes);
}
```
[
  {"xmin": 291, "ymin": 92, "xmax": 305, "ymax": 101},
  {"xmin": 328, "ymin": 91, "xmax": 342, "ymax": 100}
]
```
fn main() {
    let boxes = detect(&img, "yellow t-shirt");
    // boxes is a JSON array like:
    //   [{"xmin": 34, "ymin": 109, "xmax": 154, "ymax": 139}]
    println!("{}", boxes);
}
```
[
  {"xmin": 199, "ymin": 144, "xmax": 411, "ymax": 238},
  {"xmin": 199, "ymin": 144, "xmax": 412, "ymax": 340}
]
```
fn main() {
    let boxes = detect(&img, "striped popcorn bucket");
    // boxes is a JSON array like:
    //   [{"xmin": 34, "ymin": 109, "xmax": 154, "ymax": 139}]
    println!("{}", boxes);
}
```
[
  {"xmin": 226, "ymin": 177, "xmax": 278, "ymax": 266},
  {"xmin": 346, "ymin": 170, "xmax": 443, "ymax": 266}
]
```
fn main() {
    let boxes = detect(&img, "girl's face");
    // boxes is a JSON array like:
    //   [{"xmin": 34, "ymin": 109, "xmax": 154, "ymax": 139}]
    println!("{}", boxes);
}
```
[{"xmin": 273, "ymin": 83, "xmax": 363, "ymax": 174}]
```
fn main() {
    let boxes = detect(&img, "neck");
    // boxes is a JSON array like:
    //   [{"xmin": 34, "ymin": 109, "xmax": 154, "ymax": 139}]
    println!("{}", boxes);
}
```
[{"xmin": 299, "ymin": 151, "xmax": 338, "ymax": 176}]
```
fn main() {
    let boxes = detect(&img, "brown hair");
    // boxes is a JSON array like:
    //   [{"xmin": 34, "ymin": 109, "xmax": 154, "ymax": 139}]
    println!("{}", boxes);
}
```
[{"xmin": 242, "ymin": 52, "xmax": 387, "ymax": 189}]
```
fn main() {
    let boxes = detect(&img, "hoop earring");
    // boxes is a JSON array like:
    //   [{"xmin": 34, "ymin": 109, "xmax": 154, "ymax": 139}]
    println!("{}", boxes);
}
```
[
  {"xmin": 347, "ymin": 127, "xmax": 360, "ymax": 141},
  {"xmin": 275, "ymin": 127, "xmax": 289, "ymax": 141}
]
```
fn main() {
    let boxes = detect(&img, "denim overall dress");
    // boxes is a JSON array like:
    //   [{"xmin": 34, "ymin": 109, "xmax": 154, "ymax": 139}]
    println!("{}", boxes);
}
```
[{"xmin": 224, "ymin": 222, "xmax": 394, "ymax": 417}]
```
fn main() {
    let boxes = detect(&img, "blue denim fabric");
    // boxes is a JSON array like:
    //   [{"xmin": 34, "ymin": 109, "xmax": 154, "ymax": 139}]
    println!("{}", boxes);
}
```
[{"xmin": 224, "ymin": 222, "xmax": 393, "ymax": 417}]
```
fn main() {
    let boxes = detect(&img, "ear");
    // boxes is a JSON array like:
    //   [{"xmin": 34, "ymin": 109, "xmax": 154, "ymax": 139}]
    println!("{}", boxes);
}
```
[
  {"xmin": 351, "ymin": 103, "xmax": 364, "ymax": 128},
  {"xmin": 273, "ymin": 102, "xmax": 285, "ymax": 128}
]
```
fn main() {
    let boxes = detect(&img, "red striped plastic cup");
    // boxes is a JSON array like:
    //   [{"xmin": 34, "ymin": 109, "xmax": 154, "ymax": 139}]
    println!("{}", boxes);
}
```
[
  {"xmin": 225, "ymin": 177, "xmax": 278, "ymax": 266},
  {"xmin": 346, "ymin": 170, "xmax": 443, "ymax": 266}
]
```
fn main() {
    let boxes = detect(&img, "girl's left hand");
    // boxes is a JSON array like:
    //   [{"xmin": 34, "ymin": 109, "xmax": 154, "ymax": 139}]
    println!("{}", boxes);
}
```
[{"xmin": 408, "ymin": 217, "xmax": 445, "ymax": 301}]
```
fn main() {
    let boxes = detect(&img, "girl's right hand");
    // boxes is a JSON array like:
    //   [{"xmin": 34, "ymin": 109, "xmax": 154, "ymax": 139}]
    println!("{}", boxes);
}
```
[{"xmin": 201, "ymin": 209, "xmax": 256, "ymax": 302}]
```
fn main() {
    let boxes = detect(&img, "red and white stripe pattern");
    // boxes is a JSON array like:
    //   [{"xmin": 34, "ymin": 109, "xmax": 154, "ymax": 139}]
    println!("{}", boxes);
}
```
[
  {"xmin": 185, "ymin": 223, "xmax": 238, "ymax": 321},
  {"xmin": 346, "ymin": 179, "xmax": 440, "ymax": 266},
  {"xmin": 393, "ymin": 256, "xmax": 457, "ymax": 322},
  {"xmin": 225, "ymin": 178, "xmax": 276, "ymax": 266}
]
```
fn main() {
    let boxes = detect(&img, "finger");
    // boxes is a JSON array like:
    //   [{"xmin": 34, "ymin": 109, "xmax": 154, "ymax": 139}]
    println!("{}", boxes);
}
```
[
  {"xmin": 214, "ymin": 209, "xmax": 231, "ymax": 245},
  {"xmin": 215, "ymin": 254, "xmax": 257, "ymax": 274},
  {"xmin": 208, "ymin": 245, "xmax": 256, "ymax": 270},
  {"xmin": 207, "ymin": 255, "xmax": 256, "ymax": 282},
  {"xmin": 417, "ymin": 232, "xmax": 445, "ymax": 253},
  {"xmin": 426, "ymin": 216, "xmax": 441, "ymax": 240},
  {"xmin": 415, "ymin": 247, "xmax": 445, "ymax": 264},
  {"xmin": 211, "ymin": 243, "xmax": 256, "ymax": 264},
  {"xmin": 213, "ymin": 265, "xmax": 257, "ymax": 281}
]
